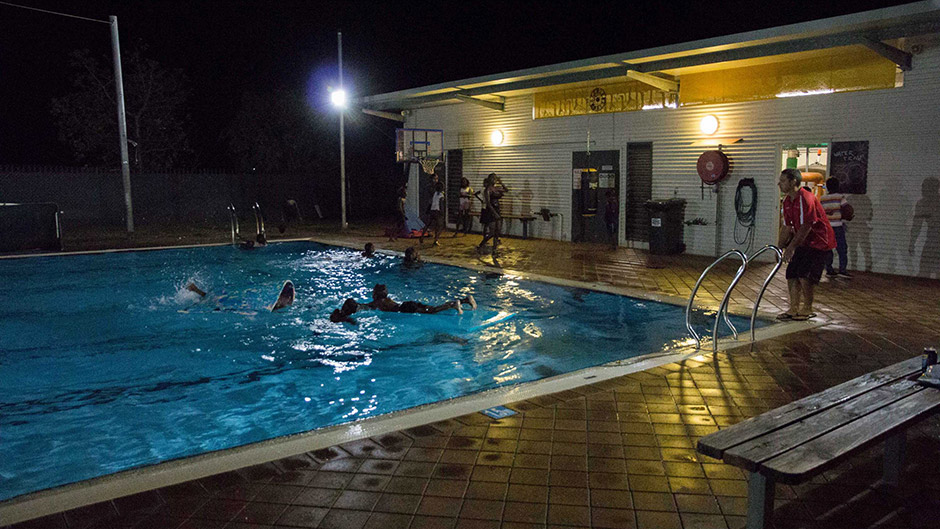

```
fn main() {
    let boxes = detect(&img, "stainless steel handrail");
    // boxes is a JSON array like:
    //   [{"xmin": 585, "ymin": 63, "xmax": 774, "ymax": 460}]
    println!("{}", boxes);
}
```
[
  {"xmin": 712, "ymin": 251, "xmax": 748, "ymax": 351},
  {"xmin": 54, "ymin": 209, "xmax": 64, "ymax": 251},
  {"xmin": 227, "ymin": 204, "xmax": 239, "ymax": 245},
  {"xmin": 746, "ymin": 244, "xmax": 784, "ymax": 342},
  {"xmin": 685, "ymin": 249, "xmax": 747, "ymax": 350},
  {"xmin": 252, "ymin": 202, "xmax": 266, "ymax": 240}
]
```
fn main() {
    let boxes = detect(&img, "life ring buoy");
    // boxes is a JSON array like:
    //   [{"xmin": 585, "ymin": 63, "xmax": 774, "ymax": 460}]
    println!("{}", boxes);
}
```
[{"xmin": 697, "ymin": 150, "xmax": 730, "ymax": 185}]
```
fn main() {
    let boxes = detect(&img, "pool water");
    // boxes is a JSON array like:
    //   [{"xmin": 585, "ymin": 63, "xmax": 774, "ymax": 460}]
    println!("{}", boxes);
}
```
[{"xmin": 0, "ymin": 242, "xmax": 758, "ymax": 501}]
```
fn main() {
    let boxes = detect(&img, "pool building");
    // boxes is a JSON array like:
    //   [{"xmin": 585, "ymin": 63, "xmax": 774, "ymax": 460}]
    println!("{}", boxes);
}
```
[{"xmin": 360, "ymin": 1, "xmax": 940, "ymax": 278}]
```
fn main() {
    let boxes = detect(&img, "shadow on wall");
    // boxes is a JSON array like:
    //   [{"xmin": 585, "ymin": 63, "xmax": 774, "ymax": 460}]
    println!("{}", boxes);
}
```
[
  {"xmin": 909, "ymin": 177, "xmax": 940, "ymax": 279},
  {"xmin": 847, "ymin": 193, "xmax": 873, "ymax": 272}
]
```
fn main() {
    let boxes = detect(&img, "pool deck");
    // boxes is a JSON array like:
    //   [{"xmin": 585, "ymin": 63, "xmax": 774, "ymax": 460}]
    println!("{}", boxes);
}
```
[{"xmin": 4, "ymin": 223, "xmax": 940, "ymax": 529}]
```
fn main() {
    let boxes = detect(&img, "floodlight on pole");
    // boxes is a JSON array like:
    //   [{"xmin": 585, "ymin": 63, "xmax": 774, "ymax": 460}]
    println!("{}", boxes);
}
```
[{"xmin": 331, "ymin": 89, "xmax": 347, "ymax": 108}]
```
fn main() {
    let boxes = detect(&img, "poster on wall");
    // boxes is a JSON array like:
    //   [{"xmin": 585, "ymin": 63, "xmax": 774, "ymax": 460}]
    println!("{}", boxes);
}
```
[{"xmin": 829, "ymin": 141, "xmax": 868, "ymax": 194}]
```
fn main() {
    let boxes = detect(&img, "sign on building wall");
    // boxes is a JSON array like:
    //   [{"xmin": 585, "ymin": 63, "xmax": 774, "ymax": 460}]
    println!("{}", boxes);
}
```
[
  {"xmin": 829, "ymin": 141, "xmax": 869, "ymax": 194},
  {"xmin": 533, "ymin": 80, "xmax": 677, "ymax": 119}
]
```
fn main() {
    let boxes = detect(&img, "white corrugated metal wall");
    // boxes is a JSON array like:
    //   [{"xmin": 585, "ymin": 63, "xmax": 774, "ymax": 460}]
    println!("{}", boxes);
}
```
[{"xmin": 405, "ymin": 45, "xmax": 940, "ymax": 277}]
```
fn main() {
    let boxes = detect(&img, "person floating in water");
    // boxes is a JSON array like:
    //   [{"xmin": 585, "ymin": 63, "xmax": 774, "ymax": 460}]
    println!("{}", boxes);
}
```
[
  {"xmin": 362, "ymin": 242, "xmax": 377, "ymax": 258},
  {"xmin": 369, "ymin": 284, "xmax": 475, "ymax": 314},
  {"xmin": 185, "ymin": 280, "xmax": 294, "ymax": 312},
  {"xmin": 329, "ymin": 285, "xmax": 476, "ymax": 324}
]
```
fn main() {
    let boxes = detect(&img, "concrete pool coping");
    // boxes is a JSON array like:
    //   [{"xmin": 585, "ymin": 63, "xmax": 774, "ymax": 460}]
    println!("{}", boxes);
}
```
[{"xmin": 0, "ymin": 238, "xmax": 822, "ymax": 524}]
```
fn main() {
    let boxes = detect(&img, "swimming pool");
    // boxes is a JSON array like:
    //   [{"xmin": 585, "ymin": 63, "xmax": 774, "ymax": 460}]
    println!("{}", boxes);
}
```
[{"xmin": 0, "ymin": 241, "xmax": 759, "ymax": 502}]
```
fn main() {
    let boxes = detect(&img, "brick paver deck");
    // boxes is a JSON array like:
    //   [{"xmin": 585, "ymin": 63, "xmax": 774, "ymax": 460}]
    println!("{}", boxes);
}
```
[{"xmin": 5, "ymin": 224, "xmax": 940, "ymax": 529}]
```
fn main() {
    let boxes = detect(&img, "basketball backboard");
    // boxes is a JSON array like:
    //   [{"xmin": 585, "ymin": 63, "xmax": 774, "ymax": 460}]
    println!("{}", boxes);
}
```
[{"xmin": 395, "ymin": 128, "xmax": 443, "ymax": 163}]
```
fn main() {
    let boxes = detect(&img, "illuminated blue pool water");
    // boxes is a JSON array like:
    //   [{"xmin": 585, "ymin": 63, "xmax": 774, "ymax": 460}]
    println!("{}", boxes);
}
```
[{"xmin": 0, "ymin": 241, "xmax": 760, "ymax": 501}]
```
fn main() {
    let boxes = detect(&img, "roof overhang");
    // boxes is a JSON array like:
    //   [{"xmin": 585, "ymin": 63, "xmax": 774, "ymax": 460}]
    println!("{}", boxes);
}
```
[{"xmin": 359, "ymin": 1, "xmax": 940, "ymax": 111}]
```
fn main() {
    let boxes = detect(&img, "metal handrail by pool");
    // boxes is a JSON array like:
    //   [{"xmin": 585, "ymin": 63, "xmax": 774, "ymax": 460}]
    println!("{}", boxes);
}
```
[
  {"xmin": 746, "ymin": 244, "xmax": 784, "ymax": 342},
  {"xmin": 252, "ymin": 202, "xmax": 266, "ymax": 241},
  {"xmin": 227, "ymin": 204, "xmax": 239, "ymax": 245},
  {"xmin": 685, "ymin": 249, "xmax": 748, "ymax": 350}
]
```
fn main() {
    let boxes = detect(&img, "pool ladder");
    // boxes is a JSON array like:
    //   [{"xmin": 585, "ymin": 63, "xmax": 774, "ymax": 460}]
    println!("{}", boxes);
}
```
[
  {"xmin": 227, "ymin": 203, "xmax": 240, "ymax": 245},
  {"xmin": 685, "ymin": 245, "xmax": 783, "ymax": 351},
  {"xmin": 227, "ymin": 203, "xmax": 267, "ymax": 246},
  {"xmin": 252, "ymin": 202, "xmax": 266, "ymax": 243}
]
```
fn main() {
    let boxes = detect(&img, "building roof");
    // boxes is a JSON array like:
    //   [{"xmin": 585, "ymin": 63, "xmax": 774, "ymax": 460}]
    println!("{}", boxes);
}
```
[{"xmin": 359, "ymin": 1, "xmax": 940, "ymax": 111}]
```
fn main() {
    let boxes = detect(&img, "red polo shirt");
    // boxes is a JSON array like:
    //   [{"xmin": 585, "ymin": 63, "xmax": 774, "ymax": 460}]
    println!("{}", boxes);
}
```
[{"xmin": 782, "ymin": 188, "xmax": 836, "ymax": 251}]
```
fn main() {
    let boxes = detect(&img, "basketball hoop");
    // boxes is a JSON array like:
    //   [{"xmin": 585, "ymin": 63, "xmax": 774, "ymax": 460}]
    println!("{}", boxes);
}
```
[{"xmin": 419, "ymin": 157, "xmax": 441, "ymax": 175}]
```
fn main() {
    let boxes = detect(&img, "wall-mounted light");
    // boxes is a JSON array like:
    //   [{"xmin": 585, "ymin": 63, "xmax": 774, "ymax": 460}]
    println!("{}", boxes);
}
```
[
  {"xmin": 700, "ymin": 114, "xmax": 719, "ymax": 136},
  {"xmin": 490, "ymin": 129, "xmax": 504, "ymax": 146}
]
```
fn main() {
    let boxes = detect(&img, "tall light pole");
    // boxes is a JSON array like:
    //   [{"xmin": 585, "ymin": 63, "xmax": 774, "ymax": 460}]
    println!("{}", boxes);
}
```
[
  {"xmin": 337, "ymin": 31, "xmax": 347, "ymax": 230},
  {"xmin": 0, "ymin": 3, "xmax": 134, "ymax": 232},
  {"xmin": 110, "ymin": 15, "xmax": 134, "ymax": 233}
]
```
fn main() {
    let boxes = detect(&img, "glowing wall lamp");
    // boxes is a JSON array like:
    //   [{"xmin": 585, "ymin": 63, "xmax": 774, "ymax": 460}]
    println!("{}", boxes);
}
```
[
  {"xmin": 700, "ymin": 114, "xmax": 719, "ymax": 136},
  {"xmin": 490, "ymin": 129, "xmax": 504, "ymax": 146}
]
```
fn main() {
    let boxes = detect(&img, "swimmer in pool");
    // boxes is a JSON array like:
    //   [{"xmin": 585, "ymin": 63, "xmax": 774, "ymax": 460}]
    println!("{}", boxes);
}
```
[
  {"xmin": 403, "ymin": 246, "xmax": 422, "ymax": 268},
  {"xmin": 270, "ymin": 280, "xmax": 295, "ymax": 311},
  {"xmin": 366, "ymin": 284, "xmax": 476, "ymax": 314},
  {"xmin": 330, "ymin": 297, "xmax": 364, "ymax": 325},
  {"xmin": 185, "ymin": 280, "xmax": 294, "ymax": 312},
  {"xmin": 362, "ymin": 242, "xmax": 377, "ymax": 258}
]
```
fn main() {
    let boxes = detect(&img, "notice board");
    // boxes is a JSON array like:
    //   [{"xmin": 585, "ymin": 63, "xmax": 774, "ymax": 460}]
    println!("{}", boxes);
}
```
[{"xmin": 829, "ymin": 141, "xmax": 869, "ymax": 194}]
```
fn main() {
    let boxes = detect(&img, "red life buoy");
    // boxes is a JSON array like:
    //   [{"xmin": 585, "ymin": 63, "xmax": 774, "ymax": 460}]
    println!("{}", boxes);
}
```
[{"xmin": 697, "ymin": 150, "xmax": 730, "ymax": 185}]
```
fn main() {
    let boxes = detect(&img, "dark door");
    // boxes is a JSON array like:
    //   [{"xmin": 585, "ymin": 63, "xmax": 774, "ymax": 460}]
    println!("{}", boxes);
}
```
[
  {"xmin": 625, "ymin": 143, "xmax": 653, "ymax": 242},
  {"xmin": 445, "ymin": 149, "xmax": 463, "ymax": 226},
  {"xmin": 571, "ymin": 150, "xmax": 619, "ymax": 243}
]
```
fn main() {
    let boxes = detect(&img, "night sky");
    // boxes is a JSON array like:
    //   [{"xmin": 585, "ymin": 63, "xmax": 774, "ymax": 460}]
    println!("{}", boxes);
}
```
[{"xmin": 0, "ymin": 0, "xmax": 912, "ymax": 216}]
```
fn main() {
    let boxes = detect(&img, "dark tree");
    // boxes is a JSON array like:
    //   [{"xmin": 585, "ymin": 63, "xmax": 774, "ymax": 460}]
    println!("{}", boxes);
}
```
[
  {"xmin": 51, "ymin": 48, "xmax": 192, "ymax": 171},
  {"xmin": 223, "ymin": 89, "xmax": 328, "ymax": 174}
]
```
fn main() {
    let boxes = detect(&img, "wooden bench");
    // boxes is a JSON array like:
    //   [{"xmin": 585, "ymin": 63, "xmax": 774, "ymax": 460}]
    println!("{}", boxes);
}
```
[
  {"xmin": 468, "ymin": 212, "xmax": 537, "ymax": 239},
  {"xmin": 697, "ymin": 356, "xmax": 940, "ymax": 529}
]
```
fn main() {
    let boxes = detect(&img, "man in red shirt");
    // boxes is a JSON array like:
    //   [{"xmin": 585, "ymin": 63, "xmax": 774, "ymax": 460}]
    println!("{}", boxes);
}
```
[{"xmin": 778, "ymin": 169, "xmax": 837, "ymax": 321}]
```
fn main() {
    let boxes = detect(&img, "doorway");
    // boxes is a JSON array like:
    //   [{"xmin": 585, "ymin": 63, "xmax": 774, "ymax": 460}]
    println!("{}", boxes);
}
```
[
  {"xmin": 571, "ymin": 150, "xmax": 619, "ymax": 243},
  {"xmin": 625, "ymin": 143, "xmax": 653, "ymax": 243}
]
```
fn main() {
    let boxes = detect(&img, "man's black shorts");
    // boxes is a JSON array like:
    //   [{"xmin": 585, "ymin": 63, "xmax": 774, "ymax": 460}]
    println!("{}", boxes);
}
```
[
  {"xmin": 399, "ymin": 301, "xmax": 430, "ymax": 314},
  {"xmin": 786, "ymin": 246, "xmax": 829, "ymax": 284}
]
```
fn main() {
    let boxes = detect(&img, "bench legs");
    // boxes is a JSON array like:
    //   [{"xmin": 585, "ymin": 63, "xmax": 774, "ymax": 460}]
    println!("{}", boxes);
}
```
[
  {"xmin": 882, "ymin": 430, "xmax": 906, "ymax": 487},
  {"xmin": 747, "ymin": 472, "xmax": 775, "ymax": 529}
]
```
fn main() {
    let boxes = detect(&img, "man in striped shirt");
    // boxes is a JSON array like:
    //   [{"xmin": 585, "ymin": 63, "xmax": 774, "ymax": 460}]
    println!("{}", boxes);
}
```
[{"xmin": 820, "ymin": 178, "xmax": 851, "ymax": 278}]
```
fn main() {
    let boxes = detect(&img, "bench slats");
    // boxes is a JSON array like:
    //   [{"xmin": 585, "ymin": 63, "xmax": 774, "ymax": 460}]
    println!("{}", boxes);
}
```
[
  {"xmin": 723, "ymin": 379, "xmax": 922, "ymax": 471},
  {"xmin": 697, "ymin": 357, "xmax": 921, "ymax": 459},
  {"xmin": 761, "ymin": 385, "xmax": 940, "ymax": 482}
]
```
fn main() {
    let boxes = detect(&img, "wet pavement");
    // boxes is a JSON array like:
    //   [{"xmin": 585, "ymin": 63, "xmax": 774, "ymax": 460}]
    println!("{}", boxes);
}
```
[{"xmin": 5, "ymin": 223, "xmax": 940, "ymax": 529}]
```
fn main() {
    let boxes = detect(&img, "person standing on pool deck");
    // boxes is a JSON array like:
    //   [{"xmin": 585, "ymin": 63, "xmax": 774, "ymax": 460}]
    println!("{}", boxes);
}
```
[
  {"xmin": 778, "ymin": 168, "xmax": 836, "ymax": 321},
  {"xmin": 389, "ymin": 186, "xmax": 407, "ymax": 242},
  {"xmin": 455, "ymin": 177, "xmax": 474, "ymax": 236},
  {"xmin": 429, "ymin": 181, "xmax": 446, "ymax": 246},
  {"xmin": 477, "ymin": 173, "xmax": 505, "ymax": 254},
  {"xmin": 820, "ymin": 177, "xmax": 852, "ymax": 279}
]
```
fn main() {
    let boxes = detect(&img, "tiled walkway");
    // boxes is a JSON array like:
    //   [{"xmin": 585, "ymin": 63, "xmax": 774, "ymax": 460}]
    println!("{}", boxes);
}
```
[{"xmin": 7, "ymin": 225, "xmax": 940, "ymax": 529}]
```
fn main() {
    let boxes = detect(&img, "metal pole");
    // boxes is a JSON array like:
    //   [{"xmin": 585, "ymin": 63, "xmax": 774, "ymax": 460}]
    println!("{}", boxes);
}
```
[
  {"xmin": 338, "ymin": 31, "xmax": 347, "ymax": 229},
  {"xmin": 110, "ymin": 16, "xmax": 133, "ymax": 233}
]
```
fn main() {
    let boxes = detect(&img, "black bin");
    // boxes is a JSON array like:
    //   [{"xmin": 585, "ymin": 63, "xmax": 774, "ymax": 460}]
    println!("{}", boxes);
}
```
[{"xmin": 645, "ymin": 199, "xmax": 686, "ymax": 255}]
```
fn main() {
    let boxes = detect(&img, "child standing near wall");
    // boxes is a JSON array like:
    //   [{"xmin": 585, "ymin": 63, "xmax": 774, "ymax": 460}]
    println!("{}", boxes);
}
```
[
  {"xmin": 821, "ymin": 177, "xmax": 853, "ymax": 278},
  {"xmin": 605, "ymin": 189, "xmax": 619, "ymax": 250}
]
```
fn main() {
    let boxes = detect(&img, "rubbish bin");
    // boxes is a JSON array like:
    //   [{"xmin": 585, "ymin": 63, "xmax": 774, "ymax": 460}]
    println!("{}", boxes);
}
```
[{"xmin": 645, "ymin": 199, "xmax": 686, "ymax": 255}]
